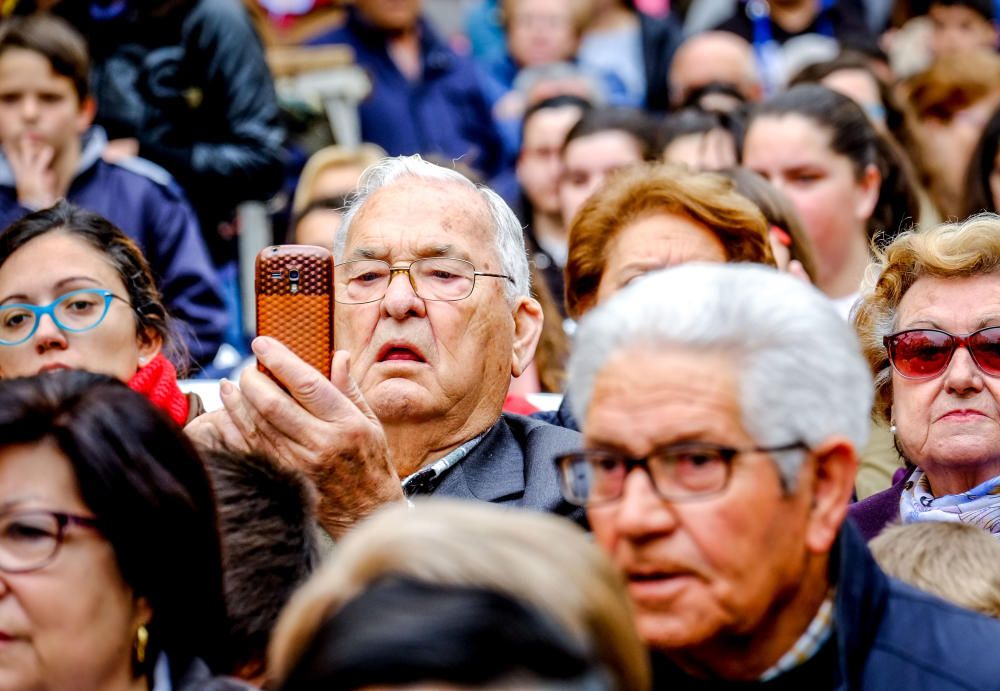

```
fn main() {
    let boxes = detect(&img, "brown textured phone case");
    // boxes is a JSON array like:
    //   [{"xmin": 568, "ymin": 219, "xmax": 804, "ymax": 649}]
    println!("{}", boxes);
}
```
[{"xmin": 255, "ymin": 245, "xmax": 334, "ymax": 381}]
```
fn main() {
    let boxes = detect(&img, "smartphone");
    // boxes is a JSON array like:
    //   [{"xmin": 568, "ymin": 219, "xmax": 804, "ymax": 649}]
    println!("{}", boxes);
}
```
[{"xmin": 255, "ymin": 245, "xmax": 334, "ymax": 381}]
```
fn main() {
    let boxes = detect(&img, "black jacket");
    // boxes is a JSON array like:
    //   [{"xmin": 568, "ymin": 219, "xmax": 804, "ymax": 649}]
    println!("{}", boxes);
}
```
[
  {"xmin": 640, "ymin": 12, "xmax": 682, "ymax": 113},
  {"xmin": 652, "ymin": 521, "xmax": 1000, "ymax": 689}
]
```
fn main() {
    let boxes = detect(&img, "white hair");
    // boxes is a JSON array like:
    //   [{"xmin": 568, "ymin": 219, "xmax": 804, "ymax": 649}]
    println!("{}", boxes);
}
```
[
  {"xmin": 334, "ymin": 155, "xmax": 530, "ymax": 302},
  {"xmin": 567, "ymin": 264, "xmax": 873, "ymax": 486}
]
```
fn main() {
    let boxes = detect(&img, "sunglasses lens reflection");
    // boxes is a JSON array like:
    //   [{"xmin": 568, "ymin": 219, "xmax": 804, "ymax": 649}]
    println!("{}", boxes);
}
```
[{"xmin": 890, "ymin": 330, "xmax": 955, "ymax": 378}]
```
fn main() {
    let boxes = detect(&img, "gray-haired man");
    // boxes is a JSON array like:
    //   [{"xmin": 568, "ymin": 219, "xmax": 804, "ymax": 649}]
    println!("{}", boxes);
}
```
[
  {"xmin": 556, "ymin": 263, "xmax": 1000, "ymax": 689},
  {"xmin": 189, "ymin": 156, "xmax": 581, "ymax": 536}
]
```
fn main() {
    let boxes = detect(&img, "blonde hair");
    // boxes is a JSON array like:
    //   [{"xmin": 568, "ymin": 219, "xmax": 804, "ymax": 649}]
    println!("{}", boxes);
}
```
[
  {"xmin": 904, "ymin": 52, "xmax": 1000, "ymax": 122},
  {"xmin": 853, "ymin": 213, "xmax": 1000, "ymax": 423},
  {"xmin": 565, "ymin": 162, "xmax": 774, "ymax": 318},
  {"xmin": 291, "ymin": 144, "xmax": 387, "ymax": 214},
  {"xmin": 501, "ymin": 0, "xmax": 594, "ymax": 34},
  {"xmin": 268, "ymin": 500, "xmax": 649, "ymax": 690},
  {"xmin": 870, "ymin": 522, "xmax": 1000, "ymax": 618}
]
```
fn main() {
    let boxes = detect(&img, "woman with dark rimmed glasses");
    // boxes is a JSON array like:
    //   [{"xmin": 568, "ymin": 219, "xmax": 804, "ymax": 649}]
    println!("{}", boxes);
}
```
[
  {"xmin": 851, "ymin": 213, "xmax": 1000, "ymax": 541},
  {"xmin": 0, "ymin": 201, "xmax": 197, "ymax": 425},
  {"xmin": 0, "ymin": 369, "xmax": 249, "ymax": 691}
]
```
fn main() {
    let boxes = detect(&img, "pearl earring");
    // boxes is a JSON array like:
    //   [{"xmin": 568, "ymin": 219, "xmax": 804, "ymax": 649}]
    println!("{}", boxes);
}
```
[
  {"xmin": 138, "ymin": 356, "xmax": 148, "ymax": 365},
  {"xmin": 889, "ymin": 422, "xmax": 897, "ymax": 435}
]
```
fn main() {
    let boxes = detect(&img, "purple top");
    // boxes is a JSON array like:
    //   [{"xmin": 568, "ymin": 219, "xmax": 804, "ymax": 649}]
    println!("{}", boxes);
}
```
[{"xmin": 847, "ymin": 468, "xmax": 913, "ymax": 541}]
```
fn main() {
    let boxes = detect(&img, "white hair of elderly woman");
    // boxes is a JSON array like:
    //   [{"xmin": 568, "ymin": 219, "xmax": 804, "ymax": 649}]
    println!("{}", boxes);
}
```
[
  {"xmin": 334, "ymin": 154, "xmax": 530, "ymax": 302},
  {"xmin": 567, "ymin": 263, "xmax": 874, "ymax": 487}
]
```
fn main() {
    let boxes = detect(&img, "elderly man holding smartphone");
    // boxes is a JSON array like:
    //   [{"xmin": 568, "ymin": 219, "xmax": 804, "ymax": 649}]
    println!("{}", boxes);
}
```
[
  {"xmin": 188, "ymin": 155, "xmax": 580, "ymax": 536},
  {"xmin": 556, "ymin": 263, "xmax": 1000, "ymax": 689}
]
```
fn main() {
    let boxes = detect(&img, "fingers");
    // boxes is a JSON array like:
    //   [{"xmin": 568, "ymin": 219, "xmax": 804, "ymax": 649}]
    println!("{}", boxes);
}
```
[
  {"xmin": 183, "ymin": 408, "xmax": 249, "ymax": 452},
  {"xmin": 228, "ymin": 363, "xmax": 337, "ymax": 458},
  {"xmin": 330, "ymin": 350, "xmax": 380, "ymax": 424},
  {"xmin": 220, "ymin": 375, "xmax": 285, "ymax": 455},
  {"xmin": 251, "ymin": 337, "xmax": 357, "ymax": 421}
]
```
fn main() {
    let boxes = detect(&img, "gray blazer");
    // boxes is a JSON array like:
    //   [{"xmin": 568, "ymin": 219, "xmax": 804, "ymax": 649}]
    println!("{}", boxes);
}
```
[{"xmin": 433, "ymin": 413, "xmax": 585, "ymax": 523}]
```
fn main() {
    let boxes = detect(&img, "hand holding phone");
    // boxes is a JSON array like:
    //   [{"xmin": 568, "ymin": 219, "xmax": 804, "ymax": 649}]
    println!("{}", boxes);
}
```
[{"xmin": 255, "ymin": 245, "xmax": 334, "ymax": 380}]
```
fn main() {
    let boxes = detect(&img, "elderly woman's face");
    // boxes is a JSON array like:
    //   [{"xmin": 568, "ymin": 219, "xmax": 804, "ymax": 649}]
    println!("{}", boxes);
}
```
[
  {"xmin": 891, "ymin": 273, "xmax": 1000, "ymax": 487},
  {"xmin": 594, "ymin": 211, "xmax": 727, "ymax": 304},
  {"xmin": 0, "ymin": 439, "xmax": 149, "ymax": 690}
]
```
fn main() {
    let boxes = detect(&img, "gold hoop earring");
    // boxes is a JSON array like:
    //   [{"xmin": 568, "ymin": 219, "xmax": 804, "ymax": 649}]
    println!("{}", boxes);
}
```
[{"xmin": 135, "ymin": 624, "xmax": 149, "ymax": 666}]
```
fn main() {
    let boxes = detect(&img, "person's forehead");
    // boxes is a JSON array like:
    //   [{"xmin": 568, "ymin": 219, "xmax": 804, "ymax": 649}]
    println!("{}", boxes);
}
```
[
  {"xmin": 523, "ymin": 106, "xmax": 582, "ymax": 145},
  {"xmin": 897, "ymin": 273, "xmax": 1000, "ymax": 328},
  {"xmin": 346, "ymin": 179, "xmax": 496, "ymax": 255},
  {"xmin": 565, "ymin": 131, "xmax": 643, "ymax": 166},
  {"xmin": 584, "ymin": 346, "xmax": 746, "ymax": 451}
]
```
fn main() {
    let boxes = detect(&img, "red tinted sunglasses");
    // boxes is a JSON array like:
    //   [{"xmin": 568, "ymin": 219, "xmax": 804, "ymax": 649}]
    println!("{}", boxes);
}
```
[{"xmin": 884, "ymin": 327, "xmax": 1000, "ymax": 379}]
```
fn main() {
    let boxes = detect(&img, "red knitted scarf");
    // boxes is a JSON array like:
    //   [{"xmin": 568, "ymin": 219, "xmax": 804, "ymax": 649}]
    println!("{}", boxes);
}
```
[{"xmin": 127, "ymin": 353, "xmax": 189, "ymax": 426}]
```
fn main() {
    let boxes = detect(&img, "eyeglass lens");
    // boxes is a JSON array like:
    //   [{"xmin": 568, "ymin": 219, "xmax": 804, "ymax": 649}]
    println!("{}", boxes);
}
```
[
  {"xmin": 558, "ymin": 447, "xmax": 730, "ymax": 505},
  {"xmin": 335, "ymin": 259, "xmax": 476, "ymax": 303},
  {"xmin": 0, "ymin": 511, "xmax": 64, "ymax": 573},
  {"xmin": 888, "ymin": 327, "xmax": 1000, "ymax": 378},
  {"xmin": 0, "ymin": 290, "xmax": 112, "ymax": 345}
]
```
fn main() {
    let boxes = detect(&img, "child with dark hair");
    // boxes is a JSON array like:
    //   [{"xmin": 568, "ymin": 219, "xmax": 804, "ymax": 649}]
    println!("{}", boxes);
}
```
[
  {"xmin": 928, "ymin": 0, "xmax": 998, "ymax": 57},
  {"xmin": 0, "ymin": 14, "xmax": 227, "ymax": 368}
]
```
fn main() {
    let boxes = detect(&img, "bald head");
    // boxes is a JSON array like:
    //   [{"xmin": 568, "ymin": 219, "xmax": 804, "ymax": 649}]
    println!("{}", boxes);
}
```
[{"xmin": 669, "ymin": 31, "xmax": 762, "ymax": 108}]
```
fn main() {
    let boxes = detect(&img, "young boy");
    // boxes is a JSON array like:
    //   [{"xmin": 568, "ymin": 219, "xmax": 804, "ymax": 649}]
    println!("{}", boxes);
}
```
[
  {"xmin": 929, "ymin": 0, "xmax": 999, "ymax": 58},
  {"xmin": 0, "ymin": 14, "xmax": 227, "ymax": 369}
]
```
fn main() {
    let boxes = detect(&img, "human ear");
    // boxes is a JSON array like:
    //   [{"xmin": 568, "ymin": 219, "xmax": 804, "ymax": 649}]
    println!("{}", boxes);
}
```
[
  {"xmin": 76, "ymin": 96, "xmax": 97, "ymax": 135},
  {"xmin": 802, "ymin": 437, "xmax": 858, "ymax": 555},
  {"xmin": 510, "ymin": 296, "xmax": 543, "ymax": 378},
  {"xmin": 136, "ymin": 327, "xmax": 163, "ymax": 367},
  {"xmin": 854, "ymin": 162, "xmax": 881, "ymax": 225}
]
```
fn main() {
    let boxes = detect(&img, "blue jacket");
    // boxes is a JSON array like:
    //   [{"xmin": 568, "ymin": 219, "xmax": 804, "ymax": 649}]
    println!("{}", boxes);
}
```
[
  {"xmin": 310, "ymin": 9, "xmax": 505, "ymax": 179},
  {"xmin": 0, "ymin": 128, "xmax": 228, "ymax": 368},
  {"xmin": 652, "ymin": 521, "xmax": 1000, "ymax": 689}
]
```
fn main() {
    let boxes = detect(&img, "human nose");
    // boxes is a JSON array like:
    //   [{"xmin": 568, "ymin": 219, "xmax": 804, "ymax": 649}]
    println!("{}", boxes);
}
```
[
  {"xmin": 380, "ymin": 267, "xmax": 427, "ymax": 320},
  {"xmin": 943, "ymin": 343, "xmax": 984, "ymax": 395},
  {"xmin": 614, "ymin": 466, "xmax": 680, "ymax": 539},
  {"xmin": 20, "ymin": 95, "xmax": 39, "ymax": 122},
  {"xmin": 32, "ymin": 311, "xmax": 68, "ymax": 354}
]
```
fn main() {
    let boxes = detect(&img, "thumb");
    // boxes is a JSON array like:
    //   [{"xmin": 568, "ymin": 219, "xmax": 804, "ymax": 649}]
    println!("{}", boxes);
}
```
[{"xmin": 330, "ymin": 350, "xmax": 378, "ymax": 424}]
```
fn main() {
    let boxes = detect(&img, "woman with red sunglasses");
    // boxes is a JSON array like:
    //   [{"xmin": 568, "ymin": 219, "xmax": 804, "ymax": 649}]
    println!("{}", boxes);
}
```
[{"xmin": 850, "ymin": 214, "xmax": 1000, "ymax": 541}]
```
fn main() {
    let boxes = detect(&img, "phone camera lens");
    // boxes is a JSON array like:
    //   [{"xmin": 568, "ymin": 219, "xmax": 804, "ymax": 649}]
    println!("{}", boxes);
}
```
[{"xmin": 289, "ymin": 270, "xmax": 300, "ymax": 280}]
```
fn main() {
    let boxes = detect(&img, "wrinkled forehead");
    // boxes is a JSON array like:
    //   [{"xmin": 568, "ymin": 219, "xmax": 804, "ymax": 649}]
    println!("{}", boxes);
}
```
[{"xmin": 345, "ymin": 179, "xmax": 500, "ymax": 263}]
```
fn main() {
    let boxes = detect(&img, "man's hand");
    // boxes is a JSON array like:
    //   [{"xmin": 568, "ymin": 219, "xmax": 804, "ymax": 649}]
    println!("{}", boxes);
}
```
[
  {"xmin": 216, "ymin": 337, "xmax": 402, "ymax": 538},
  {"xmin": 5, "ymin": 137, "xmax": 57, "ymax": 209}
]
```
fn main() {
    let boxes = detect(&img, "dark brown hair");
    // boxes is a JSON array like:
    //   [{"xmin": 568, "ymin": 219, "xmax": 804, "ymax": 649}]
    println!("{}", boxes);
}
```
[
  {"xmin": 0, "ymin": 13, "xmax": 90, "ymax": 101},
  {"xmin": 0, "ymin": 201, "xmax": 186, "ymax": 372}
]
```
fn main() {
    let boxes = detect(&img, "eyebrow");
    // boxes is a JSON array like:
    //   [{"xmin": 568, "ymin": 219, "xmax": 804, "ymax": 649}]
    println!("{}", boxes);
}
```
[
  {"xmin": 0, "ymin": 276, "xmax": 102, "ymax": 306},
  {"xmin": 0, "ymin": 495, "xmax": 41, "ymax": 511},
  {"xmin": 349, "ymin": 244, "xmax": 471, "ymax": 262},
  {"xmin": 902, "ymin": 314, "xmax": 1000, "ymax": 331},
  {"xmin": 585, "ymin": 429, "xmax": 718, "ymax": 454}
]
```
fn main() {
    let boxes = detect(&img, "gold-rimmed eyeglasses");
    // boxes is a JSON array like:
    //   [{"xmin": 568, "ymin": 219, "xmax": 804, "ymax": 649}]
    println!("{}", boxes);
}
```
[{"xmin": 334, "ymin": 258, "xmax": 513, "ymax": 304}]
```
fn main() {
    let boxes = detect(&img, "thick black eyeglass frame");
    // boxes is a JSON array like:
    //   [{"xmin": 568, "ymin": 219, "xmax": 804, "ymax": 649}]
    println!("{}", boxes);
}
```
[{"xmin": 554, "ymin": 441, "xmax": 808, "ymax": 507}]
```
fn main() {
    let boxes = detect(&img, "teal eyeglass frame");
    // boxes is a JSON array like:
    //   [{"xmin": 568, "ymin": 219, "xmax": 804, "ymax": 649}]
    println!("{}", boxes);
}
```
[{"xmin": 0, "ymin": 288, "xmax": 131, "ymax": 346}]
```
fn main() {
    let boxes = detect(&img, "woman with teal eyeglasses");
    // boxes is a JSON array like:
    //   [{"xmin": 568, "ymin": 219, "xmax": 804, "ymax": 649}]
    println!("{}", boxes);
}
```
[{"xmin": 0, "ymin": 201, "xmax": 196, "ymax": 425}]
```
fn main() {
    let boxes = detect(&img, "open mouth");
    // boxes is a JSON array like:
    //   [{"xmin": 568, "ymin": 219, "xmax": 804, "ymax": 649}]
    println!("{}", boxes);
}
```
[
  {"xmin": 377, "ymin": 343, "xmax": 427, "ymax": 363},
  {"xmin": 628, "ymin": 572, "xmax": 674, "ymax": 583}
]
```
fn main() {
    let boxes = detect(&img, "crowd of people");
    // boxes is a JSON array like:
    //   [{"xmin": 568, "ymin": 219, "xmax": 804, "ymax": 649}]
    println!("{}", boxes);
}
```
[{"xmin": 1, "ymin": 0, "xmax": 1000, "ymax": 689}]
